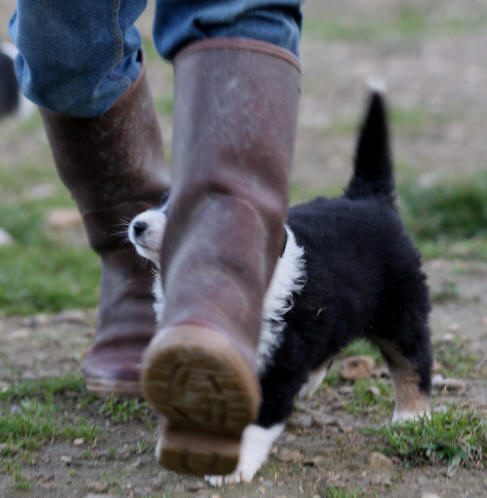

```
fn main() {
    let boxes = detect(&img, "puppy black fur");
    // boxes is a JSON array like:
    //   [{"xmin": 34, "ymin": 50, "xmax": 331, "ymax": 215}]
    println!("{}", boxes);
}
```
[
  {"xmin": 258, "ymin": 92, "xmax": 432, "ymax": 428},
  {"xmin": 128, "ymin": 89, "xmax": 433, "ymax": 483}
]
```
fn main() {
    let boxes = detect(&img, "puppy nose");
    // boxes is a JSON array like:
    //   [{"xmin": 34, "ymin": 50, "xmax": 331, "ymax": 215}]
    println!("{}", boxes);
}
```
[{"xmin": 132, "ymin": 220, "xmax": 148, "ymax": 237}]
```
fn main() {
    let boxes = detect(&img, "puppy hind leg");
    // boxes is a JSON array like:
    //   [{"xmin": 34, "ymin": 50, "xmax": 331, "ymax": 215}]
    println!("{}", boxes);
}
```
[
  {"xmin": 298, "ymin": 359, "xmax": 333, "ymax": 400},
  {"xmin": 375, "ymin": 334, "xmax": 432, "ymax": 423}
]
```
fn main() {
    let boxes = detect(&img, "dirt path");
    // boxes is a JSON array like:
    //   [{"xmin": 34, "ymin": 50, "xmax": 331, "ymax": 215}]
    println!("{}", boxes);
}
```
[{"xmin": 1, "ymin": 1, "xmax": 487, "ymax": 497}]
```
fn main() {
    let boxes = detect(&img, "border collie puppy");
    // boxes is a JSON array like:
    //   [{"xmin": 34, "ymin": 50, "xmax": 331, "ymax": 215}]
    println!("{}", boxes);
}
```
[
  {"xmin": 0, "ymin": 42, "xmax": 33, "ymax": 119},
  {"xmin": 128, "ymin": 87, "xmax": 432, "ymax": 485}
]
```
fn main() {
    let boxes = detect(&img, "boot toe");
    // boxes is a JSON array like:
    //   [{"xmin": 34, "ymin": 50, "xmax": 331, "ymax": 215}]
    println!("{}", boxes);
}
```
[{"xmin": 83, "ymin": 348, "xmax": 144, "ymax": 399}]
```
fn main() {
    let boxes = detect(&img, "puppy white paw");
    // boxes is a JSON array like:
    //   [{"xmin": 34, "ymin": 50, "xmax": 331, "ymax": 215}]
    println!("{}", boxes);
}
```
[
  {"xmin": 205, "ymin": 423, "xmax": 284, "ymax": 487},
  {"xmin": 392, "ymin": 409, "xmax": 430, "ymax": 424},
  {"xmin": 205, "ymin": 469, "xmax": 254, "ymax": 487}
]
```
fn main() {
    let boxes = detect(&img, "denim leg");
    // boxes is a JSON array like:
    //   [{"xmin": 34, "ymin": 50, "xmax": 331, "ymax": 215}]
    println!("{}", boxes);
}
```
[
  {"xmin": 153, "ymin": 0, "xmax": 302, "ymax": 61},
  {"xmin": 8, "ymin": 0, "xmax": 147, "ymax": 116}
]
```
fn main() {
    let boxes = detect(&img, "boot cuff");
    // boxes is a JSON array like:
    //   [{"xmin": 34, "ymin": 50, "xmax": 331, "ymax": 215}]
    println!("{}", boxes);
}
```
[{"xmin": 174, "ymin": 37, "xmax": 301, "ymax": 72}]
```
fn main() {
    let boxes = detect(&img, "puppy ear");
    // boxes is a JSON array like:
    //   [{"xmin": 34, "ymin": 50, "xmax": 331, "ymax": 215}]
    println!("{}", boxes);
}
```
[{"xmin": 160, "ymin": 188, "xmax": 170, "ymax": 207}]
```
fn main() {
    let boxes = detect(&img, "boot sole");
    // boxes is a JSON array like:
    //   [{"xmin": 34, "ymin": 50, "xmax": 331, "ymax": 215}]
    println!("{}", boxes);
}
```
[
  {"xmin": 141, "ymin": 325, "xmax": 261, "ymax": 476},
  {"xmin": 85, "ymin": 377, "xmax": 141, "ymax": 399}
]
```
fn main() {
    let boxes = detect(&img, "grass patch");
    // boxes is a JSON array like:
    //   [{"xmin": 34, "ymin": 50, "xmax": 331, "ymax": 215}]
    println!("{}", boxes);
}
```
[
  {"xmin": 0, "ymin": 375, "xmax": 87, "ymax": 402},
  {"xmin": 0, "ymin": 375, "xmax": 98, "ymax": 452},
  {"xmin": 303, "ymin": 7, "xmax": 487, "ymax": 43},
  {"xmin": 399, "ymin": 172, "xmax": 487, "ymax": 242},
  {"xmin": 323, "ymin": 487, "xmax": 362, "ymax": 498},
  {"xmin": 0, "ymin": 245, "xmax": 99, "ymax": 315},
  {"xmin": 156, "ymin": 96, "xmax": 173, "ymax": 115},
  {"xmin": 99, "ymin": 396, "xmax": 154, "ymax": 426},
  {"xmin": 431, "ymin": 279, "xmax": 460, "ymax": 303},
  {"xmin": 343, "ymin": 379, "xmax": 394, "ymax": 420},
  {"xmin": 433, "ymin": 338, "xmax": 480, "ymax": 379},
  {"xmin": 367, "ymin": 408, "xmax": 487, "ymax": 475},
  {"xmin": 340, "ymin": 338, "xmax": 382, "ymax": 363}
]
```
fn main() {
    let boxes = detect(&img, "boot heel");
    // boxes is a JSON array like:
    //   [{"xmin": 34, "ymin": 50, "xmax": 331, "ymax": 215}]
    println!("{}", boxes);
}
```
[
  {"xmin": 142, "ymin": 325, "xmax": 261, "ymax": 475},
  {"xmin": 157, "ymin": 428, "xmax": 241, "ymax": 476}
]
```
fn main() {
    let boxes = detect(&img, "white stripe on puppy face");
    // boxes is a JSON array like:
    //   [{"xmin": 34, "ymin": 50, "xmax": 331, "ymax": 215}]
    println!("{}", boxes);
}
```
[{"xmin": 128, "ymin": 207, "xmax": 167, "ymax": 264}]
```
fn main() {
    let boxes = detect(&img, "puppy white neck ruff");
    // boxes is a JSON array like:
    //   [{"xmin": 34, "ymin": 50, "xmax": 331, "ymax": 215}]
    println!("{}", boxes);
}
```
[{"xmin": 257, "ymin": 225, "xmax": 306, "ymax": 373}]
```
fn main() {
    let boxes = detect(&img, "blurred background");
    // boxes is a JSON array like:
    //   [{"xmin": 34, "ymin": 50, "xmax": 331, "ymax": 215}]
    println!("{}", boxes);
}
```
[
  {"xmin": 1, "ymin": 2, "xmax": 487, "ymax": 496},
  {"xmin": 2, "ymin": 1, "xmax": 487, "ymax": 315},
  {"xmin": 1, "ymin": 0, "xmax": 487, "ymax": 314}
]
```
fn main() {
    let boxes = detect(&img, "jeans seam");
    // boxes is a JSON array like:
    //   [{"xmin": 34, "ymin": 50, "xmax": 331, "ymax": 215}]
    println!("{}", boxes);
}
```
[{"xmin": 109, "ymin": 0, "xmax": 131, "ymax": 88}]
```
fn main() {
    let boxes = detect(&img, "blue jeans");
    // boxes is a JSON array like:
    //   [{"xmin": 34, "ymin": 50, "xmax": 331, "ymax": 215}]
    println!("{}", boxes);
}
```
[{"xmin": 9, "ymin": 1, "xmax": 302, "ymax": 117}]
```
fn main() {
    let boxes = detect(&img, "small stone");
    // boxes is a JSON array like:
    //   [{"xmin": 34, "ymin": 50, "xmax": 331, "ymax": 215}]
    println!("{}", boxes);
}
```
[
  {"xmin": 285, "ymin": 434, "xmax": 296, "ymax": 443},
  {"xmin": 10, "ymin": 405, "xmax": 21, "ymax": 415},
  {"xmin": 369, "ymin": 473, "xmax": 392, "ymax": 486},
  {"xmin": 0, "ymin": 228, "xmax": 14, "ymax": 247},
  {"xmin": 432, "ymin": 361, "xmax": 443, "ymax": 373},
  {"xmin": 303, "ymin": 456, "xmax": 325, "ymax": 467},
  {"xmin": 372, "ymin": 366, "xmax": 390, "ymax": 379},
  {"xmin": 0, "ymin": 442, "xmax": 21, "ymax": 454},
  {"xmin": 433, "ymin": 405, "xmax": 448, "ymax": 414},
  {"xmin": 295, "ymin": 412, "xmax": 313, "ymax": 428},
  {"xmin": 442, "ymin": 332, "xmax": 456, "ymax": 341},
  {"xmin": 48, "ymin": 208, "xmax": 83, "ymax": 229},
  {"xmin": 22, "ymin": 313, "xmax": 49, "ymax": 327},
  {"xmin": 60, "ymin": 455, "xmax": 72, "ymax": 465},
  {"xmin": 339, "ymin": 356, "xmax": 375, "ymax": 381},
  {"xmin": 366, "ymin": 385, "xmax": 381, "ymax": 397},
  {"xmin": 275, "ymin": 448, "xmax": 303, "ymax": 463},
  {"xmin": 422, "ymin": 493, "xmax": 440, "ymax": 498},
  {"xmin": 73, "ymin": 438, "xmax": 84, "ymax": 446},
  {"xmin": 7, "ymin": 328, "xmax": 32, "ymax": 340},
  {"xmin": 210, "ymin": 494, "xmax": 221, "ymax": 498},
  {"xmin": 84, "ymin": 495, "xmax": 119, "ymax": 498},
  {"xmin": 337, "ymin": 385, "xmax": 354, "ymax": 395},
  {"xmin": 52, "ymin": 309, "xmax": 87, "ymax": 324},
  {"xmin": 87, "ymin": 482, "xmax": 109, "ymax": 493},
  {"xmin": 369, "ymin": 452, "xmax": 393, "ymax": 469},
  {"xmin": 126, "ymin": 458, "xmax": 142, "ymax": 472},
  {"xmin": 432, "ymin": 375, "xmax": 466, "ymax": 393}
]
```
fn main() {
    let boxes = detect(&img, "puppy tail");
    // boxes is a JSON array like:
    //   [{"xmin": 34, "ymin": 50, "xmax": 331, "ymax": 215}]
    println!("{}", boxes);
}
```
[{"xmin": 345, "ymin": 80, "xmax": 395, "ymax": 207}]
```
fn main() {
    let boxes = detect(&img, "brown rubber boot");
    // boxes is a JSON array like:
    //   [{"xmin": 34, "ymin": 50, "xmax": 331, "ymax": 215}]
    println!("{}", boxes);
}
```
[
  {"xmin": 40, "ymin": 55, "xmax": 170, "ymax": 398},
  {"xmin": 141, "ymin": 38, "xmax": 300, "ymax": 475}
]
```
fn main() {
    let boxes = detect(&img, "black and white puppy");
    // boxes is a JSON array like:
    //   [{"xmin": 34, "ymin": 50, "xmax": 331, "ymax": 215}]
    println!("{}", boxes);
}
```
[
  {"xmin": 128, "ymin": 87, "xmax": 432, "ymax": 485},
  {"xmin": 0, "ymin": 42, "xmax": 33, "ymax": 119}
]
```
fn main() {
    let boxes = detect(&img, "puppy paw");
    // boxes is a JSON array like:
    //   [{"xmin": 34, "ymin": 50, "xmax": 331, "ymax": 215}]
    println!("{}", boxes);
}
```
[
  {"xmin": 205, "ymin": 423, "xmax": 285, "ymax": 487},
  {"xmin": 392, "ymin": 409, "xmax": 430, "ymax": 424},
  {"xmin": 205, "ymin": 469, "xmax": 254, "ymax": 487}
]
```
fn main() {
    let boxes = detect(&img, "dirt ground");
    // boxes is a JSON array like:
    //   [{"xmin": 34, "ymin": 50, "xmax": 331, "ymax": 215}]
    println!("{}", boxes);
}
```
[{"xmin": 1, "ymin": 1, "xmax": 487, "ymax": 497}]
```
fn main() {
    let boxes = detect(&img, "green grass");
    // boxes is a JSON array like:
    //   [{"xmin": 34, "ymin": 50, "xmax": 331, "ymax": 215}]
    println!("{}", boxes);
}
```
[
  {"xmin": 323, "ymin": 487, "xmax": 362, "ymax": 498},
  {"xmin": 430, "ymin": 279, "xmax": 460, "ymax": 304},
  {"xmin": 341, "ymin": 339, "xmax": 382, "ymax": 363},
  {"xmin": 0, "ymin": 164, "xmax": 100, "ymax": 315},
  {"xmin": 343, "ymin": 379, "xmax": 394, "ymax": 420},
  {"xmin": 433, "ymin": 338, "xmax": 481, "ymax": 379},
  {"xmin": 303, "ymin": 7, "xmax": 487, "ymax": 43},
  {"xmin": 0, "ymin": 376, "xmax": 98, "ymax": 454},
  {"xmin": 399, "ymin": 172, "xmax": 487, "ymax": 242},
  {"xmin": 367, "ymin": 408, "xmax": 487, "ymax": 475},
  {"xmin": 155, "ymin": 96, "xmax": 174, "ymax": 115},
  {"xmin": 99, "ymin": 396, "xmax": 154, "ymax": 426},
  {"xmin": 0, "ymin": 375, "xmax": 87, "ymax": 401}
]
